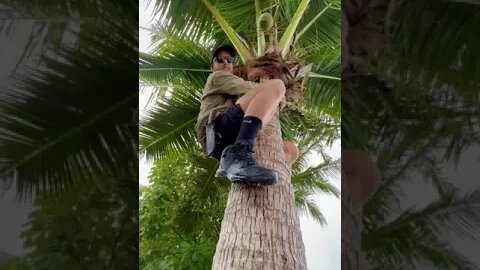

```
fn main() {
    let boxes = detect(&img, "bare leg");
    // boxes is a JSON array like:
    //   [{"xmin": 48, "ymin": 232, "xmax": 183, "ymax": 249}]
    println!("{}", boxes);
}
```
[
  {"xmin": 283, "ymin": 141, "xmax": 299, "ymax": 166},
  {"xmin": 236, "ymin": 79, "xmax": 285, "ymax": 125}
]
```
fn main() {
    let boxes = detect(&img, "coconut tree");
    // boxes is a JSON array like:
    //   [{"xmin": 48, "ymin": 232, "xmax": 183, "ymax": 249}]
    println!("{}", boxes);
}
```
[
  {"xmin": 139, "ymin": 111, "xmax": 340, "ymax": 269},
  {"xmin": 140, "ymin": 0, "xmax": 340, "ymax": 268},
  {"xmin": 139, "ymin": 141, "xmax": 341, "ymax": 269}
]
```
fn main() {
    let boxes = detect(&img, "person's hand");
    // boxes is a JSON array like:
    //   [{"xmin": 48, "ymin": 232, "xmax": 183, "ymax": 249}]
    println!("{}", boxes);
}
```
[{"xmin": 342, "ymin": 148, "xmax": 382, "ymax": 206}]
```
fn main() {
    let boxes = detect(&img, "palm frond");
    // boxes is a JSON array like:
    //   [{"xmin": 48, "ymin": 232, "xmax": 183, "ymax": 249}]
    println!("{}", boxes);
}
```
[
  {"xmin": 366, "ymin": 229, "xmax": 477, "ymax": 270},
  {"xmin": 387, "ymin": 0, "xmax": 480, "ymax": 96},
  {"xmin": 292, "ymin": 1, "xmax": 340, "ymax": 49},
  {"xmin": 364, "ymin": 187, "xmax": 480, "ymax": 269},
  {"xmin": 292, "ymin": 158, "xmax": 340, "ymax": 197},
  {"xmin": 281, "ymin": 105, "xmax": 339, "ymax": 149},
  {"xmin": 153, "ymin": 0, "xmax": 254, "ymax": 46},
  {"xmin": 0, "ymin": 21, "xmax": 138, "ymax": 198},
  {"xmin": 139, "ymin": 87, "xmax": 201, "ymax": 161},
  {"xmin": 295, "ymin": 189, "xmax": 327, "ymax": 225},
  {"xmin": 305, "ymin": 61, "xmax": 341, "ymax": 118},
  {"xmin": 139, "ymin": 32, "xmax": 211, "ymax": 89}
]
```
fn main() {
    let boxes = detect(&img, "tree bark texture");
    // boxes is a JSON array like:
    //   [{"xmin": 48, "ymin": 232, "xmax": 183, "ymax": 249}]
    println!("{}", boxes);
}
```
[
  {"xmin": 212, "ymin": 113, "xmax": 307, "ymax": 270},
  {"xmin": 341, "ymin": 176, "xmax": 368, "ymax": 270}
]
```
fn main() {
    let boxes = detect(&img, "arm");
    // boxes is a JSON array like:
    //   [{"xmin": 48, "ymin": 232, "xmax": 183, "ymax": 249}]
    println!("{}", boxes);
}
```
[{"xmin": 204, "ymin": 71, "xmax": 255, "ymax": 97}]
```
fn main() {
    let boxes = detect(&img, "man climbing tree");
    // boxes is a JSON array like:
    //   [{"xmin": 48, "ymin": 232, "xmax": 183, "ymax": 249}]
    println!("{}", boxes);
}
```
[
  {"xmin": 140, "ymin": 0, "xmax": 341, "ymax": 268},
  {"xmin": 196, "ymin": 45, "xmax": 299, "ymax": 186}
]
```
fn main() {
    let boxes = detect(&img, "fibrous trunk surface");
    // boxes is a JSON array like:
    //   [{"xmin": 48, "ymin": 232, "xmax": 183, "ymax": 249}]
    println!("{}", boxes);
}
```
[{"xmin": 212, "ymin": 113, "xmax": 307, "ymax": 270}]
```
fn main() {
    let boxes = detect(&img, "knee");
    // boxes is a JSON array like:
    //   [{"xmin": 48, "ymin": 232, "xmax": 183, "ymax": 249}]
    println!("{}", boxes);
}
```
[
  {"xmin": 342, "ymin": 149, "xmax": 382, "ymax": 205},
  {"xmin": 266, "ymin": 79, "xmax": 286, "ymax": 98}
]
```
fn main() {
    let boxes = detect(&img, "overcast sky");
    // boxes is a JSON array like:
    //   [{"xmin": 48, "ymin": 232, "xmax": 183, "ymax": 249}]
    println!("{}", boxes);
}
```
[
  {"xmin": 139, "ymin": 1, "xmax": 341, "ymax": 269},
  {"xmin": 0, "ymin": 19, "xmax": 36, "ymax": 257}
]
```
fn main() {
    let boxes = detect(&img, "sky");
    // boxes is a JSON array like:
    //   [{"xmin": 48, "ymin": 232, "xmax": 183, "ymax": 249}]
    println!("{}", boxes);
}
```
[
  {"xmin": 0, "ymin": 19, "xmax": 37, "ymax": 257},
  {"xmin": 0, "ymin": 184, "xmax": 33, "ymax": 256},
  {"xmin": 139, "ymin": 1, "xmax": 341, "ymax": 269}
]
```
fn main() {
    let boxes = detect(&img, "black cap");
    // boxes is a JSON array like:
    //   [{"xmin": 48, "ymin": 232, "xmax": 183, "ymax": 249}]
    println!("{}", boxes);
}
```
[{"xmin": 211, "ymin": 45, "xmax": 236, "ymax": 62}]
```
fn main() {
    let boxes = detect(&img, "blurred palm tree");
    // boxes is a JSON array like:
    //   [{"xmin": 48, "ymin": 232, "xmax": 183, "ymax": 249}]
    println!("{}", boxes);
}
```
[
  {"xmin": 342, "ymin": 0, "xmax": 480, "ymax": 269},
  {"xmin": 0, "ymin": 1, "xmax": 139, "ymax": 268},
  {"xmin": 0, "ymin": 0, "xmax": 138, "ymax": 198}
]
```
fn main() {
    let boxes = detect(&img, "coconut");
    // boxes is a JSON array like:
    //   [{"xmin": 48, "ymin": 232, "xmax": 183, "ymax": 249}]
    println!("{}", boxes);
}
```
[{"xmin": 258, "ymin": 13, "xmax": 274, "ymax": 32}]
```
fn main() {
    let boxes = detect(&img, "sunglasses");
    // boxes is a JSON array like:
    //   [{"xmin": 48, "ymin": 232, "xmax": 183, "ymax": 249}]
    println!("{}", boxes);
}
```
[{"xmin": 213, "ymin": 56, "xmax": 235, "ymax": 64}]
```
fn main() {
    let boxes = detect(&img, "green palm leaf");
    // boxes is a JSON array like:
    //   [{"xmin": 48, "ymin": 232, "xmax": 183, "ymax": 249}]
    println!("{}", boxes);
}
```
[
  {"xmin": 292, "ymin": 158, "xmax": 340, "ymax": 197},
  {"xmin": 292, "ymin": 1, "xmax": 340, "ymax": 49},
  {"xmin": 140, "ymin": 87, "xmax": 201, "ymax": 160},
  {"xmin": 295, "ymin": 190, "xmax": 327, "ymax": 225},
  {"xmin": 139, "ymin": 37, "xmax": 211, "ymax": 89}
]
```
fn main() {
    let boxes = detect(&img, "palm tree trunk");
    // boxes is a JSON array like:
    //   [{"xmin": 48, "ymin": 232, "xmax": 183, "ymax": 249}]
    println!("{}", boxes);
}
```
[
  {"xmin": 341, "ymin": 173, "xmax": 369, "ymax": 270},
  {"xmin": 212, "ymin": 112, "xmax": 307, "ymax": 270},
  {"xmin": 341, "ymin": 1, "xmax": 387, "ymax": 268}
]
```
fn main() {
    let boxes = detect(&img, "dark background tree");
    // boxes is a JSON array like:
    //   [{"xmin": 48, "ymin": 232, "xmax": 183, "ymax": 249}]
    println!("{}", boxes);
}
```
[
  {"xmin": 0, "ymin": 1, "xmax": 139, "ymax": 268},
  {"xmin": 342, "ymin": 0, "xmax": 480, "ymax": 268}
]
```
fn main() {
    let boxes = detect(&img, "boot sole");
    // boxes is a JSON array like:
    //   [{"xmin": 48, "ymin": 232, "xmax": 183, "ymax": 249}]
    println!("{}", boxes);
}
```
[{"xmin": 215, "ymin": 169, "xmax": 277, "ymax": 186}]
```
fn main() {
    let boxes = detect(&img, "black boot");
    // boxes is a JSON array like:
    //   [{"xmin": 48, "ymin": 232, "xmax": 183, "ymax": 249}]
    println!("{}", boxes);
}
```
[{"xmin": 215, "ymin": 140, "xmax": 278, "ymax": 186}]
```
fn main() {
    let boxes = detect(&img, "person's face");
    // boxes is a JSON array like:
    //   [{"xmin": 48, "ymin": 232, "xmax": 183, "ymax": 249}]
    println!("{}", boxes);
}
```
[{"xmin": 211, "ymin": 51, "xmax": 234, "ymax": 73}]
